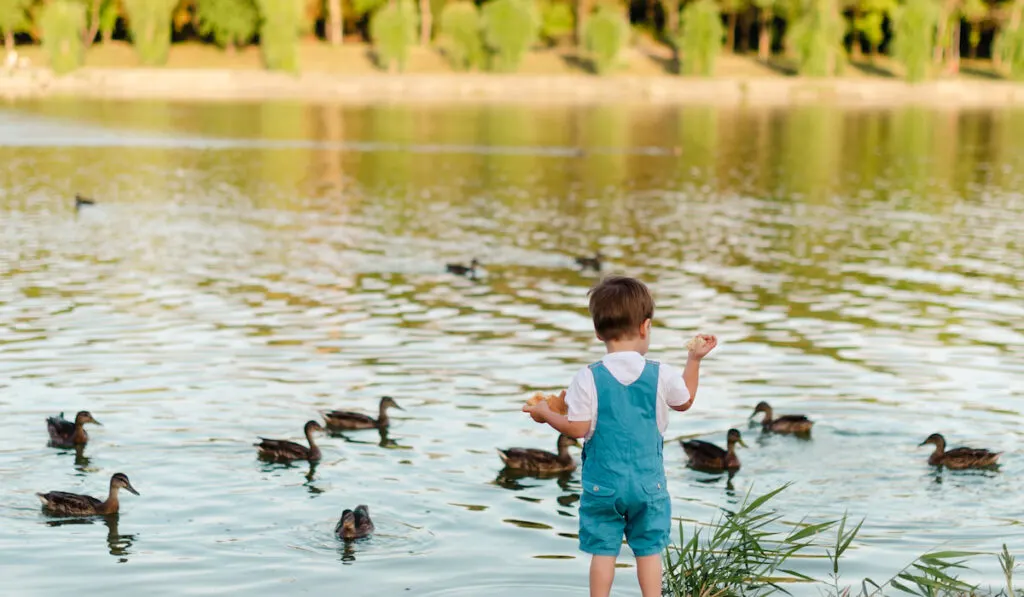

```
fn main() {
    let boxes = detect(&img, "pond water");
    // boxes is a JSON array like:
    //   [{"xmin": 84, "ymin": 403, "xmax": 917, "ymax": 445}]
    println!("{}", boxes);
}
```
[{"xmin": 1, "ymin": 99, "xmax": 1022, "ymax": 596}]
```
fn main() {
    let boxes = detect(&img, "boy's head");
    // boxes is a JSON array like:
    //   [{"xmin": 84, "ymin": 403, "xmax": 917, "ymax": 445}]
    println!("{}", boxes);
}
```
[{"xmin": 587, "ymin": 276, "xmax": 654, "ymax": 352}]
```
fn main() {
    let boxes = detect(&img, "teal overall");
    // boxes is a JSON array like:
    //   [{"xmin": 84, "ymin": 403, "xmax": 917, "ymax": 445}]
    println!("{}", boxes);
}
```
[{"xmin": 578, "ymin": 359, "xmax": 671, "ymax": 557}]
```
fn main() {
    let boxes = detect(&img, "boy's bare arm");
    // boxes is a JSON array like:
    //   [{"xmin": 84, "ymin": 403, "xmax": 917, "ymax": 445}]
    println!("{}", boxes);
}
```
[
  {"xmin": 522, "ymin": 402, "xmax": 591, "ymax": 438},
  {"xmin": 670, "ymin": 335, "xmax": 718, "ymax": 412}
]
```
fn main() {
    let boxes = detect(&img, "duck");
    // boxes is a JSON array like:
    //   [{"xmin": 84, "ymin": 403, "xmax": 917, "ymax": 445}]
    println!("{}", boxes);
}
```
[
  {"xmin": 574, "ymin": 252, "xmax": 602, "ymax": 272},
  {"xmin": 681, "ymin": 429, "xmax": 746, "ymax": 472},
  {"xmin": 750, "ymin": 401, "xmax": 813, "ymax": 434},
  {"xmin": 37, "ymin": 472, "xmax": 139, "ymax": 516},
  {"xmin": 335, "ymin": 504, "xmax": 375, "ymax": 540},
  {"xmin": 919, "ymin": 433, "xmax": 1001, "ymax": 469},
  {"xmin": 75, "ymin": 194, "xmax": 95, "ymax": 209},
  {"xmin": 445, "ymin": 258, "xmax": 479, "ymax": 277},
  {"xmin": 46, "ymin": 411, "xmax": 102, "ymax": 447},
  {"xmin": 255, "ymin": 420, "xmax": 324, "ymax": 463},
  {"xmin": 322, "ymin": 396, "xmax": 403, "ymax": 431},
  {"xmin": 497, "ymin": 433, "xmax": 580, "ymax": 474}
]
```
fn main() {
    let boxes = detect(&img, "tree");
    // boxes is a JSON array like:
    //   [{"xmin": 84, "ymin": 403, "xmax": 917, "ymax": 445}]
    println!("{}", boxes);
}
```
[
  {"xmin": 196, "ymin": 0, "xmax": 259, "ymax": 52},
  {"xmin": 481, "ymin": 0, "xmax": 539, "ymax": 72},
  {"xmin": 538, "ymin": 0, "xmax": 574, "ymax": 45},
  {"xmin": 752, "ymin": 0, "xmax": 778, "ymax": 60},
  {"xmin": 852, "ymin": 0, "xmax": 896, "ymax": 61},
  {"xmin": 996, "ymin": 0, "xmax": 1024, "ymax": 78},
  {"xmin": 719, "ymin": 0, "xmax": 747, "ymax": 52},
  {"xmin": 583, "ymin": 3, "xmax": 628, "ymax": 74},
  {"xmin": 438, "ymin": 1, "xmax": 484, "ymax": 69},
  {"xmin": 959, "ymin": 0, "xmax": 986, "ymax": 59},
  {"xmin": 40, "ymin": 0, "xmax": 86, "ymax": 74},
  {"xmin": 370, "ymin": 0, "xmax": 418, "ymax": 72},
  {"xmin": 326, "ymin": 0, "xmax": 343, "ymax": 44},
  {"xmin": 892, "ymin": 0, "xmax": 940, "ymax": 81},
  {"xmin": 419, "ymin": 0, "xmax": 431, "ymax": 45},
  {"xmin": 255, "ymin": 0, "xmax": 305, "ymax": 72},
  {"xmin": 0, "ymin": 0, "xmax": 32, "ymax": 54},
  {"xmin": 787, "ymin": 0, "xmax": 846, "ymax": 76},
  {"xmin": 679, "ymin": 0, "xmax": 723, "ymax": 75},
  {"xmin": 99, "ymin": 0, "xmax": 119, "ymax": 44},
  {"xmin": 122, "ymin": 0, "xmax": 178, "ymax": 65}
]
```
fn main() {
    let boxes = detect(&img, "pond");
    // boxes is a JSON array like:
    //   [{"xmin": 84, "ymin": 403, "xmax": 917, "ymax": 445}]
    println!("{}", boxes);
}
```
[{"xmin": 1, "ymin": 99, "xmax": 1022, "ymax": 596}]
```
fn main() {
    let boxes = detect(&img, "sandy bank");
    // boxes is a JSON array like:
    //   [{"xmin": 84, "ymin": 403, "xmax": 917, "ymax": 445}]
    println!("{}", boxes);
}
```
[{"xmin": 3, "ymin": 67, "xmax": 1024, "ymax": 107}]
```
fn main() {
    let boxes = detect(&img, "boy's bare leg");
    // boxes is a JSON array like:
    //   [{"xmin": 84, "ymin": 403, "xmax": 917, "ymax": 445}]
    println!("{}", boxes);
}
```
[
  {"xmin": 636, "ymin": 554, "xmax": 662, "ymax": 597},
  {"xmin": 590, "ymin": 555, "xmax": 616, "ymax": 597}
]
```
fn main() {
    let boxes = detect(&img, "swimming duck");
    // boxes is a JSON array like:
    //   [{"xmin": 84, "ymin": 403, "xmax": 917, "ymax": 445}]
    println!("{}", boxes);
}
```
[
  {"xmin": 445, "ymin": 258, "xmax": 479, "ymax": 277},
  {"xmin": 574, "ymin": 252, "xmax": 602, "ymax": 272},
  {"xmin": 919, "ymin": 433, "xmax": 1001, "ymax": 469},
  {"xmin": 750, "ymin": 401, "xmax": 813, "ymax": 434},
  {"xmin": 335, "ymin": 504, "xmax": 375, "ymax": 540},
  {"xmin": 37, "ymin": 472, "xmax": 139, "ymax": 516},
  {"xmin": 322, "ymin": 397, "xmax": 403, "ymax": 431},
  {"xmin": 681, "ymin": 429, "xmax": 746, "ymax": 472},
  {"xmin": 255, "ymin": 420, "xmax": 324, "ymax": 463},
  {"xmin": 75, "ymin": 194, "xmax": 95, "ymax": 209},
  {"xmin": 46, "ymin": 411, "xmax": 101, "ymax": 447},
  {"xmin": 497, "ymin": 433, "xmax": 580, "ymax": 474}
]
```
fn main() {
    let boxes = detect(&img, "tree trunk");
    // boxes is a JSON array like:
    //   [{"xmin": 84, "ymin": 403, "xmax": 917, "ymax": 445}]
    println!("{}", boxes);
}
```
[
  {"xmin": 327, "ymin": 0, "xmax": 343, "ymax": 45},
  {"xmin": 726, "ymin": 11, "xmax": 737, "ymax": 53},
  {"xmin": 84, "ymin": 0, "xmax": 101, "ymax": 49},
  {"xmin": 870, "ymin": 40, "xmax": 878, "ymax": 63},
  {"xmin": 948, "ymin": 18, "xmax": 960, "ymax": 73},
  {"xmin": 850, "ymin": 5, "xmax": 862, "ymax": 61},
  {"xmin": 663, "ymin": 0, "xmax": 679, "ymax": 35},
  {"xmin": 575, "ymin": 0, "xmax": 590, "ymax": 47},
  {"xmin": 738, "ymin": 9, "xmax": 750, "ymax": 52},
  {"xmin": 4, "ymin": 31, "xmax": 13, "ymax": 55},
  {"xmin": 419, "ymin": 0, "xmax": 431, "ymax": 45},
  {"xmin": 758, "ymin": 7, "xmax": 772, "ymax": 61}
]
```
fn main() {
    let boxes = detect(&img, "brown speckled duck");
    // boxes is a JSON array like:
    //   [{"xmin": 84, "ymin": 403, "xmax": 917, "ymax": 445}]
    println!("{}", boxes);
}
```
[
  {"xmin": 446, "ymin": 259, "xmax": 479, "ymax": 277},
  {"xmin": 682, "ymin": 429, "xmax": 746, "ymax": 472},
  {"xmin": 497, "ymin": 433, "xmax": 580, "ymax": 474},
  {"xmin": 336, "ymin": 505, "xmax": 375, "ymax": 540},
  {"xmin": 46, "ymin": 411, "xmax": 102, "ymax": 447},
  {"xmin": 919, "ymin": 433, "xmax": 1001, "ymax": 469},
  {"xmin": 37, "ymin": 473, "xmax": 139, "ymax": 516},
  {"xmin": 750, "ymin": 401, "xmax": 814, "ymax": 434},
  {"xmin": 255, "ymin": 421, "xmax": 324, "ymax": 463},
  {"xmin": 322, "ymin": 397, "xmax": 403, "ymax": 431}
]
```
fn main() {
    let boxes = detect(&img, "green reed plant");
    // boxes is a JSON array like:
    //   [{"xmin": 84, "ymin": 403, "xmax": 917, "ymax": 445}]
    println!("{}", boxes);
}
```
[
  {"xmin": 196, "ymin": 0, "xmax": 259, "ymax": 52},
  {"xmin": 679, "ymin": 0, "xmax": 724, "ymax": 76},
  {"xmin": 583, "ymin": 4, "xmax": 629, "ymax": 75},
  {"xmin": 481, "ymin": 0, "xmax": 539, "ymax": 72},
  {"xmin": 254, "ymin": 0, "xmax": 305, "ymax": 73},
  {"xmin": 438, "ymin": 1, "xmax": 483, "ymax": 71},
  {"xmin": 40, "ymin": 0, "xmax": 85, "ymax": 74},
  {"xmin": 369, "ymin": 0, "xmax": 418, "ymax": 72},
  {"xmin": 122, "ymin": 0, "xmax": 177, "ymax": 65},
  {"xmin": 663, "ymin": 484, "xmax": 1018, "ymax": 597}
]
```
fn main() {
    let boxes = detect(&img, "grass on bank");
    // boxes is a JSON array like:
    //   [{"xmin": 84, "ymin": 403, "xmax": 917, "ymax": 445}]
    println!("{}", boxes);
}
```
[{"xmin": 663, "ymin": 483, "xmax": 1022, "ymax": 597}]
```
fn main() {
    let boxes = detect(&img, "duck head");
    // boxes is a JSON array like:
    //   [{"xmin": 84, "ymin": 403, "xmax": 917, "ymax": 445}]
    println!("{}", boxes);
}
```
[
  {"xmin": 919, "ymin": 433, "xmax": 946, "ymax": 450},
  {"xmin": 381, "ymin": 396, "xmax": 404, "ymax": 412},
  {"xmin": 750, "ymin": 402, "xmax": 771, "ymax": 418},
  {"xmin": 76, "ymin": 411, "xmax": 102, "ymax": 426},
  {"xmin": 726, "ymin": 429, "xmax": 747, "ymax": 449},
  {"xmin": 111, "ymin": 473, "xmax": 140, "ymax": 496}
]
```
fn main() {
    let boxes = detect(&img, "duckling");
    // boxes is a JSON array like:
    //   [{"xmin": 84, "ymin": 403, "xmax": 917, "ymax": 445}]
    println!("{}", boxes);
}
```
[
  {"xmin": 46, "ymin": 411, "xmax": 101, "ymax": 447},
  {"xmin": 574, "ymin": 252, "xmax": 602, "ymax": 272},
  {"xmin": 75, "ymin": 194, "xmax": 95, "ymax": 209},
  {"xmin": 255, "ymin": 420, "xmax": 324, "ymax": 463},
  {"xmin": 37, "ymin": 472, "xmax": 139, "ymax": 516},
  {"xmin": 445, "ymin": 258, "xmax": 479, "ymax": 277},
  {"xmin": 681, "ymin": 429, "xmax": 746, "ymax": 472},
  {"xmin": 497, "ymin": 433, "xmax": 580, "ymax": 474},
  {"xmin": 919, "ymin": 433, "xmax": 1001, "ymax": 470},
  {"xmin": 750, "ymin": 401, "xmax": 813, "ymax": 434},
  {"xmin": 335, "ymin": 504, "xmax": 375, "ymax": 540},
  {"xmin": 322, "ymin": 396, "xmax": 403, "ymax": 431}
]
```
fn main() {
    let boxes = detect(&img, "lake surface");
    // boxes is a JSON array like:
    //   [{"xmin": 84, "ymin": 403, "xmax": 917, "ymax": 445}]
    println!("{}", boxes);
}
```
[{"xmin": 1, "ymin": 99, "xmax": 1022, "ymax": 596}]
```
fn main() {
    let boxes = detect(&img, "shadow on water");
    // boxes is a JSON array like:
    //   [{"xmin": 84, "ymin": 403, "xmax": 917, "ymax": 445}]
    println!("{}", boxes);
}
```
[
  {"xmin": 328, "ymin": 427, "xmax": 411, "ymax": 450},
  {"xmin": 257, "ymin": 459, "xmax": 325, "ymax": 496},
  {"xmin": 493, "ymin": 468, "xmax": 577, "ymax": 493},
  {"xmin": 44, "ymin": 514, "xmax": 136, "ymax": 562}
]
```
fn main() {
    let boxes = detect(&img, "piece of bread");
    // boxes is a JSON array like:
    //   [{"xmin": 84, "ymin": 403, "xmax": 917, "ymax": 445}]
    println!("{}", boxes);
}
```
[
  {"xmin": 526, "ymin": 390, "xmax": 568, "ymax": 422},
  {"xmin": 686, "ymin": 335, "xmax": 707, "ymax": 351}
]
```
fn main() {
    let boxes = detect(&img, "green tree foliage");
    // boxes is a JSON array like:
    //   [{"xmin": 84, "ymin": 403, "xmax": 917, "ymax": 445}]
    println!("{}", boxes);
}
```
[
  {"xmin": 196, "ymin": 0, "xmax": 259, "ymax": 51},
  {"xmin": 960, "ymin": 0, "xmax": 987, "ymax": 58},
  {"xmin": 787, "ymin": 0, "xmax": 845, "ymax": 76},
  {"xmin": 538, "ymin": 0, "xmax": 573, "ymax": 45},
  {"xmin": 438, "ymin": 1, "xmax": 483, "ymax": 70},
  {"xmin": 996, "ymin": 0, "xmax": 1024, "ymax": 79},
  {"xmin": 353, "ymin": 0, "xmax": 386, "ymax": 17},
  {"xmin": 481, "ymin": 0, "xmax": 539, "ymax": 72},
  {"xmin": 255, "ymin": 0, "xmax": 305, "ymax": 73},
  {"xmin": 0, "ymin": 0, "xmax": 32, "ymax": 53},
  {"xmin": 892, "ymin": 0, "xmax": 939, "ymax": 82},
  {"xmin": 40, "ymin": 0, "xmax": 85, "ymax": 74},
  {"xmin": 99, "ymin": 0, "xmax": 119, "ymax": 44},
  {"xmin": 370, "ymin": 0, "xmax": 418, "ymax": 72},
  {"xmin": 583, "ymin": 4, "xmax": 628, "ymax": 74},
  {"xmin": 852, "ymin": 0, "xmax": 896, "ymax": 59},
  {"xmin": 122, "ymin": 0, "xmax": 177, "ymax": 65},
  {"xmin": 679, "ymin": 0, "xmax": 724, "ymax": 76}
]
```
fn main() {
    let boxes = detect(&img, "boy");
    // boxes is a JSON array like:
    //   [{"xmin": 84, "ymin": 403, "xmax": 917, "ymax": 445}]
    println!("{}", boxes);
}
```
[{"xmin": 523, "ymin": 276, "xmax": 717, "ymax": 597}]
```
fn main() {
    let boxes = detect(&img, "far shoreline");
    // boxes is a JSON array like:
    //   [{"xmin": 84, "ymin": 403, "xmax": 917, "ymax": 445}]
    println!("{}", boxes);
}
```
[{"xmin": 3, "ymin": 67, "xmax": 1024, "ymax": 108}]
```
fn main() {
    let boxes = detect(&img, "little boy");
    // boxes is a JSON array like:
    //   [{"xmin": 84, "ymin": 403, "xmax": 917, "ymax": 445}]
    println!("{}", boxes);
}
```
[{"xmin": 523, "ymin": 276, "xmax": 716, "ymax": 597}]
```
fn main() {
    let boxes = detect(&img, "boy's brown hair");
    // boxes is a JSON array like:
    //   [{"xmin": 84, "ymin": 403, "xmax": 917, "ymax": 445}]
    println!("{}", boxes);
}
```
[{"xmin": 587, "ymin": 276, "xmax": 655, "ymax": 341}]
